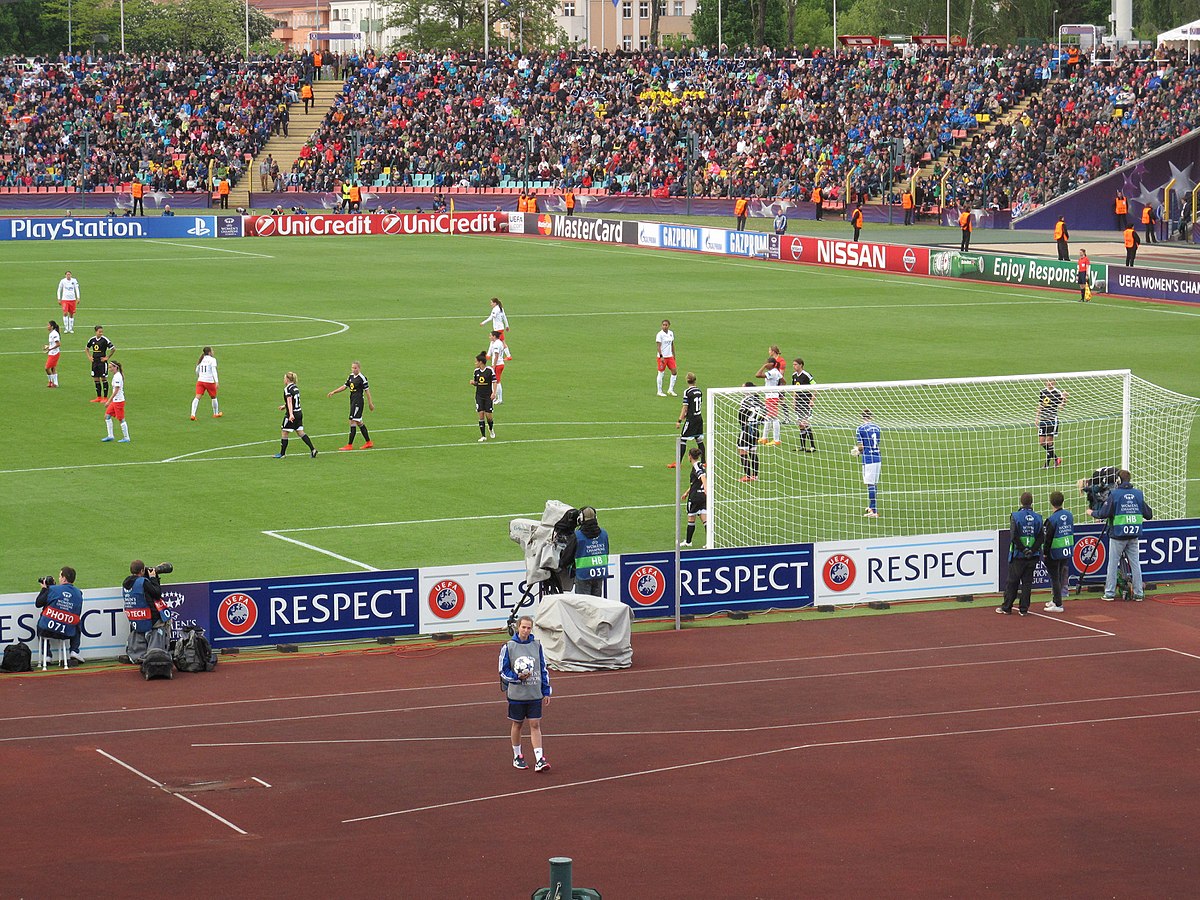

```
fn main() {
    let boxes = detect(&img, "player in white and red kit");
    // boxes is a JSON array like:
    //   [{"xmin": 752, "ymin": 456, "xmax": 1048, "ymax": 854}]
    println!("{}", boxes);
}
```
[
  {"xmin": 44, "ymin": 320, "xmax": 61, "ymax": 387},
  {"xmin": 56, "ymin": 271, "xmax": 80, "ymax": 334},
  {"xmin": 656, "ymin": 319, "xmax": 677, "ymax": 396},
  {"xmin": 755, "ymin": 355, "xmax": 784, "ymax": 444},
  {"xmin": 480, "ymin": 297, "xmax": 509, "ymax": 340},
  {"xmin": 101, "ymin": 361, "xmax": 130, "ymax": 442},
  {"xmin": 191, "ymin": 347, "xmax": 222, "ymax": 420},
  {"xmin": 487, "ymin": 330, "xmax": 512, "ymax": 404}
]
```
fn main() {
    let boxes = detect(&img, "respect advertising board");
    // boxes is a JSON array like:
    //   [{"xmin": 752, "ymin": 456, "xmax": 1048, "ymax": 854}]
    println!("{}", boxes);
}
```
[
  {"xmin": 778, "ymin": 235, "xmax": 930, "ymax": 276},
  {"xmin": 242, "ymin": 211, "xmax": 507, "ymax": 237},
  {"xmin": 0, "ymin": 216, "xmax": 229, "ymax": 241},
  {"xmin": 929, "ymin": 250, "xmax": 1108, "ymax": 291},
  {"xmin": 207, "ymin": 569, "xmax": 420, "ymax": 647},
  {"xmin": 620, "ymin": 544, "xmax": 815, "ymax": 617},
  {"xmin": 813, "ymin": 530, "xmax": 1002, "ymax": 606}
]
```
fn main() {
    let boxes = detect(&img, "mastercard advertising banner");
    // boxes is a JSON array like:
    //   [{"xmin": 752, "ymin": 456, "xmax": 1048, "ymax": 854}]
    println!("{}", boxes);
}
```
[
  {"xmin": 777, "ymin": 235, "xmax": 930, "ymax": 276},
  {"xmin": 242, "ymin": 212, "xmax": 507, "ymax": 238}
]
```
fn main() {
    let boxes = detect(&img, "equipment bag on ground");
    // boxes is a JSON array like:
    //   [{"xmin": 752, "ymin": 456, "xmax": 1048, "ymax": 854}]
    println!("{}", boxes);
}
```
[
  {"xmin": 173, "ymin": 627, "xmax": 217, "ymax": 672},
  {"xmin": 141, "ymin": 648, "xmax": 174, "ymax": 681},
  {"xmin": 1, "ymin": 642, "xmax": 33, "ymax": 673}
]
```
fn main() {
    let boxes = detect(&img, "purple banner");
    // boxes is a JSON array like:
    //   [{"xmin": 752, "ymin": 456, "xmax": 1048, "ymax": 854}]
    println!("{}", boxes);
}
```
[
  {"xmin": 1106, "ymin": 265, "xmax": 1200, "ymax": 303},
  {"xmin": 159, "ymin": 580, "xmax": 214, "ymax": 642},
  {"xmin": 0, "ymin": 192, "xmax": 212, "ymax": 211}
]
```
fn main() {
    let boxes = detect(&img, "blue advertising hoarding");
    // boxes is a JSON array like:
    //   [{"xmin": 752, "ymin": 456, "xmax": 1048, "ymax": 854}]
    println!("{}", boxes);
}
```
[
  {"xmin": 620, "ymin": 544, "xmax": 815, "ymax": 618},
  {"xmin": 207, "ymin": 568, "xmax": 421, "ymax": 647},
  {"xmin": 0, "ymin": 216, "xmax": 231, "ymax": 241}
]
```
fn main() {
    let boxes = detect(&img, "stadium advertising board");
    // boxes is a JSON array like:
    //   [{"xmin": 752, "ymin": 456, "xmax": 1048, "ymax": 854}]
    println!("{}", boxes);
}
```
[
  {"xmin": 242, "ymin": 212, "xmax": 506, "ymax": 238},
  {"xmin": 637, "ymin": 222, "xmax": 661, "ymax": 247},
  {"xmin": 1106, "ymin": 266, "xmax": 1200, "ymax": 303},
  {"xmin": 813, "ymin": 531, "xmax": 1001, "ymax": 605},
  {"xmin": 726, "ymin": 230, "xmax": 772, "ymax": 258},
  {"xmin": 0, "ymin": 216, "xmax": 225, "ymax": 241},
  {"xmin": 620, "ymin": 544, "xmax": 815, "ymax": 617},
  {"xmin": 779, "ymin": 236, "xmax": 930, "ymax": 275},
  {"xmin": 207, "ymin": 569, "xmax": 420, "ymax": 647},
  {"xmin": 540, "ymin": 214, "xmax": 633, "ymax": 244},
  {"xmin": 930, "ymin": 250, "xmax": 1108, "ymax": 291},
  {"xmin": 659, "ymin": 224, "xmax": 702, "ymax": 252},
  {"xmin": 0, "ymin": 580, "xmax": 210, "ymax": 658}
]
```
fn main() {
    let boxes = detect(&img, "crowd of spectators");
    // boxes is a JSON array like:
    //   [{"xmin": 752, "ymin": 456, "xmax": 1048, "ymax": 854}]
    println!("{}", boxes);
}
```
[
  {"xmin": 0, "ymin": 52, "xmax": 306, "ymax": 191},
  {"xmin": 941, "ymin": 48, "xmax": 1200, "ymax": 213},
  {"xmin": 290, "ymin": 44, "xmax": 1049, "ymax": 200}
]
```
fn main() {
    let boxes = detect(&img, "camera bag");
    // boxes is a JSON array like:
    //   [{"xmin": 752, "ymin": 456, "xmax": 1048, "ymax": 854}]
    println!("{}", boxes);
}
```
[
  {"xmin": 140, "ymin": 648, "xmax": 174, "ymax": 681},
  {"xmin": 1, "ymin": 642, "xmax": 32, "ymax": 673}
]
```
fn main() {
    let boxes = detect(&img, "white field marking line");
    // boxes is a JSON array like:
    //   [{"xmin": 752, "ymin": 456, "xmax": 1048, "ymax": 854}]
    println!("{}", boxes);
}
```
[
  {"xmin": 1026, "ymin": 612, "xmax": 1117, "ymax": 635},
  {"xmin": 1, "ymin": 647, "xmax": 1159, "ymax": 744},
  {"xmin": 1162, "ymin": 647, "xmax": 1200, "ymax": 662},
  {"xmin": 199, "ymin": 687, "xmax": 1200, "ymax": 749},
  {"xmin": 262, "ymin": 531, "xmax": 378, "ymax": 571},
  {"xmin": 161, "ymin": 419, "xmax": 666, "ymax": 462},
  {"xmin": 0, "ymin": 306, "xmax": 347, "ymax": 355},
  {"xmin": 0, "ymin": 632, "xmax": 1118, "ymax": 723},
  {"xmin": 2, "ymin": 318, "xmax": 317, "ymax": 332},
  {"xmin": 342, "ymin": 707, "xmax": 1200, "ymax": 823},
  {"xmin": 251, "ymin": 777, "xmax": 272, "ymax": 788},
  {"xmin": 95, "ymin": 748, "xmax": 248, "ymax": 835},
  {"xmin": 0, "ymin": 256, "xmax": 255, "ymax": 265},
  {"xmin": 145, "ymin": 239, "xmax": 274, "ymax": 258}
]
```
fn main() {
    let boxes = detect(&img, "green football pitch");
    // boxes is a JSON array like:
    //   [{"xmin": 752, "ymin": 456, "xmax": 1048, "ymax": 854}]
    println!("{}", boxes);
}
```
[{"xmin": 1, "ymin": 229, "xmax": 1197, "ymax": 593}]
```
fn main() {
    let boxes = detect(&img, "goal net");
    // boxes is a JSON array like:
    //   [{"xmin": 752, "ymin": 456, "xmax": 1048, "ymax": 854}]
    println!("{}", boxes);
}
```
[{"xmin": 704, "ymin": 370, "xmax": 1199, "ymax": 548}]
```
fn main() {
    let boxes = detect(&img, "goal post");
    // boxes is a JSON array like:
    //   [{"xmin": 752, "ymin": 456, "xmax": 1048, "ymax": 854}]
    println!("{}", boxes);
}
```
[{"xmin": 704, "ymin": 370, "xmax": 1199, "ymax": 548}]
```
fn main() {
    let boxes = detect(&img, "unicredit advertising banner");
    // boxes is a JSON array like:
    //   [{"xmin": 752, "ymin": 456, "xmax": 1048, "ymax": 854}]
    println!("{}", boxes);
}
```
[
  {"xmin": 0, "ymin": 216, "xmax": 239, "ymax": 241},
  {"xmin": 778, "ymin": 235, "xmax": 930, "ymax": 275},
  {"xmin": 242, "ymin": 211, "xmax": 507, "ymax": 237}
]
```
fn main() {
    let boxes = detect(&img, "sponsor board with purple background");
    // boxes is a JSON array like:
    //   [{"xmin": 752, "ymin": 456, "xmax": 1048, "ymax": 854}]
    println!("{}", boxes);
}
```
[
  {"xmin": 1106, "ymin": 265, "xmax": 1200, "ymax": 303},
  {"xmin": 0, "ymin": 192, "xmax": 212, "ymax": 211}
]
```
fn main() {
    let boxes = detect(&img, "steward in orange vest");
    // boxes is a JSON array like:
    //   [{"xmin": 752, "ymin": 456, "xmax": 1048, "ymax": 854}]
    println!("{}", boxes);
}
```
[
  {"xmin": 1142, "ymin": 204, "xmax": 1157, "ymax": 243},
  {"xmin": 850, "ymin": 203, "xmax": 864, "ymax": 242},
  {"xmin": 901, "ymin": 190, "xmax": 914, "ymax": 226},
  {"xmin": 1114, "ymin": 191, "xmax": 1128, "ymax": 229},
  {"xmin": 564, "ymin": 190, "xmax": 576, "ymax": 216},
  {"xmin": 1124, "ymin": 225, "xmax": 1140, "ymax": 266},
  {"xmin": 734, "ymin": 197, "xmax": 749, "ymax": 230},
  {"xmin": 1054, "ymin": 217, "xmax": 1069, "ymax": 260},
  {"xmin": 958, "ymin": 208, "xmax": 972, "ymax": 252},
  {"xmin": 811, "ymin": 186, "xmax": 823, "ymax": 221}
]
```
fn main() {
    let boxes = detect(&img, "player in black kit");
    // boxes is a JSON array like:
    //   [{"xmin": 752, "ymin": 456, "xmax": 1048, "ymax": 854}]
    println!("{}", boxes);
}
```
[
  {"xmin": 275, "ymin": 371, "xmax": 318, "ymax": 458},
  {"xmin": 472, "ymin": 352, "xmax": 497, "ymax": 442},
  {"xmin": 328, "ymin": 361, "xmax": 375, "ymax": 450},
  {"xmin": 737, "ymin": 382, "xmax": 764, "ymax": 481},
  {"xmin": 669, "ymin": 372, "xmax": 707, "ymax": 469},
  {"xmin": 84, "ymin": 325, "xmax": 115, "ymax": 401},
  {"xmin": 1036, "ymin": 378, "xmax": 1067, "ymax": 468},
  {"xmin": 680, "ymin": 447, "xmax": 708, "ymax": 546},
  {"xmin": 791, "ymin": 358, "xmax": 816, "ymax": 451}
]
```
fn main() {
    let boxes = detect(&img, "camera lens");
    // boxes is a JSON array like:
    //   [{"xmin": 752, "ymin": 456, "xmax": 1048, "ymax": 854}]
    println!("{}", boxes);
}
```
[{"xmin": 155, "ymin": 562, "xmax": 174, "ymax": 575}]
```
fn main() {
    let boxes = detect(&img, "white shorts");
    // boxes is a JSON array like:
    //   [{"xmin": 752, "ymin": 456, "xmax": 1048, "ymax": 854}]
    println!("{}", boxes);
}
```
[{"xmin": 861, "ymin": 462, "xmax": 881, "ymax": 486}]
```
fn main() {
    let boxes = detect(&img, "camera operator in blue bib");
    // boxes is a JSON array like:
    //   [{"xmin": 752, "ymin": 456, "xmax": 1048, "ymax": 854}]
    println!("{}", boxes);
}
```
[
  {"xmin": 571, "ymin": 507, "xmax": 609, "ymax": 597},
  {"xmin": 1090, "ymin": 469, "xmax": 1153, "ymax": 601},
  {"xmin": 120, "ymin": 560, "xmax": 171, "ymax": 663},
  {"xmin": 35, "ymin": 567, "xmax": 85, "ymax": 665}
]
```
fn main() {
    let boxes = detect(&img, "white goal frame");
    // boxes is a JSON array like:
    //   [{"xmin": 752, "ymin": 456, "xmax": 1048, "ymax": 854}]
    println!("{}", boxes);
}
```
[{"xmin": 703, "ymin": 369, "xmax": 1198, "ymax": 549}]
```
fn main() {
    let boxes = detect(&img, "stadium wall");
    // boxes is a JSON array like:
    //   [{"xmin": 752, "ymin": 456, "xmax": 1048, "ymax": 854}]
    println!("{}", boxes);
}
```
[{"xmin": 3, "ymin": 520, "xmax": 1198, "ymax": 659}]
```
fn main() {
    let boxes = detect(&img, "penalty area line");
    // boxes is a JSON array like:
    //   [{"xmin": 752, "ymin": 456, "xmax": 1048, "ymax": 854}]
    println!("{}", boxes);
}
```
[
  {"xmin": 262, "ymin": 531, "xmax": 380, "ymax": 571},
  {"xmin": 144, "ymin": 239, "xmax": 274, "ymax": 258}
]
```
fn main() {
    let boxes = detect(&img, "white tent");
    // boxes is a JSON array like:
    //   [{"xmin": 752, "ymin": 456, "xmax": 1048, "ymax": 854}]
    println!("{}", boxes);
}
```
[{"xmin": 1158, "ymin": 19, "xmax": 1200, "ymax": 55}]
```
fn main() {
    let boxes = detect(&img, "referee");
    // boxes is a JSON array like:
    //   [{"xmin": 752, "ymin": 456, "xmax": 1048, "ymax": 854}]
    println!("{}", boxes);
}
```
[{"xmin": 328, "ymin": 361, "xmax": 375, "ymax": 451}]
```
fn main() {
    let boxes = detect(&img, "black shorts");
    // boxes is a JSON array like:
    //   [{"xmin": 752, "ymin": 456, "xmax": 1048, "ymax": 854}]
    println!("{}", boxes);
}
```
[
  {"xmin": 349, "ymin": 402, "xmax": 364, "ymax": 421},
  {"xmin": 687, "ymin": 492, "xmax": 707, "ymax": 516},
  {"xmin": 282, "ymin": 412, "xmax": 304, "ymax": 431},
  {"xmin": 1077, "ymin": 271, "xmax": 1087, "ymax": 285},
  {"xmin": 476, "ymin": 395, "xmax": 494, "ymax": 413},
  {"xmin": 737, "ymin": 430, "xmax": 758, "ymax": 450},
  {"xmin": 681, "ymin": 419, "xmax": 703, "ymax": 440},
  {"xmin": 91, "ymin": 360, "xmax": 108, "ymax": 378},
  {"xmin": 1038, "ymin": 420, "xmax": 1058, "ymax": 437}
]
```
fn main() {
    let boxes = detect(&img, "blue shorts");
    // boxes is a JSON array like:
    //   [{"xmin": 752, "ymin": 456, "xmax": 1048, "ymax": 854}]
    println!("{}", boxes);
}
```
[{"xmin": 508, "ymin": 699, "xmax": 543, "ymax": 722}]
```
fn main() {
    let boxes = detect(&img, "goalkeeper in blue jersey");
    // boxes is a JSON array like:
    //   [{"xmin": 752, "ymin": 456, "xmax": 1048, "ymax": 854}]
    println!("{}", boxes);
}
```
[{"xmin": 854, "ymin": 409, "xmax": 882, "ymax": 517}]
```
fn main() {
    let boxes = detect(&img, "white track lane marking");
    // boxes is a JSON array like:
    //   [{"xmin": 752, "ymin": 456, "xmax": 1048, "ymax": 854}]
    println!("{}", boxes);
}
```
[
  {"xmin": 262, "ymin": 531, "xmax": 378, "ymax": 571},
  {"xmin": 0, "ymin": 648, "xmax": 1161, "ymax": 743},
  {"xmin": 145, "ymin": 239, "xmax": 273, "ymax": 258},
  {"xmin": 95, "ymin": 748, "xmax": 248, "ymax": 835},
  {"xmin": 342, "ymin": 707, "xmax": 1200, "ymax": 822}
]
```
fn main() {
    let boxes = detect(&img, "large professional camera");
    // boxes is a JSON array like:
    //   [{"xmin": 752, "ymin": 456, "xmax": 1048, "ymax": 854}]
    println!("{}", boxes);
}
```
[
  {"xmin": 38, "ymin": 575, "xmax": 55, "ymax": 588},
  {"xmin": 1079, "ymin": 466, "xmax": 1120, "ymax": 510},
  {"xmin": 152, "ymin": 562, "xmax": 174, "ymax": 576}
]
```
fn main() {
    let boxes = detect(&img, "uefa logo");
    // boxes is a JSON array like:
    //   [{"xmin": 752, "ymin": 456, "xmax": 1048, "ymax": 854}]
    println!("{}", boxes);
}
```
[
  {"xmin": 1072, "ymin": 536, "xmax": 1106, "ymax": 574},
  {"xmin": 627, "ymin": 565, "xmax": 666, "ymax": 606},
  {"xmin": 822, "ymin": 554, "xmax": 857, "ymax": 592},
  {"xmin": 217, "ymin": 592, "xmax": 258, "ymax": 635},
  {"xmin": 427, "ymin": 579, "xmax": 466, "ymax": 619}
]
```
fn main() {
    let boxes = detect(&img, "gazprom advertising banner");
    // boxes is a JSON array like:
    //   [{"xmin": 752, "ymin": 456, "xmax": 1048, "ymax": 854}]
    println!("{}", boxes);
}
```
[
  {"xmin": 0, "ymin": 216, "xmax": 230, "ymax": 241},
  {"xmin": 813, "ymin": 530, "xmax": 1002, "ymax": 606},
  {"xmin": 620, "ymin": 544, "xmax": 815, "ymax": 617},
  {"xmin": 208, "ymin": 569, "xmax": 420, "ymax": 647},
  {"xmin": 929, "ymin": 250, "xmax": 1108, "ymax": 291}
]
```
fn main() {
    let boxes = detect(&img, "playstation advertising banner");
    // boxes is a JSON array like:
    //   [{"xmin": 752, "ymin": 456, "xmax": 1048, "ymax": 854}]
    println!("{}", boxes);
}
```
[{"xmin": 0, "ymin": 216, "xmax": 236, "ymax": 241}]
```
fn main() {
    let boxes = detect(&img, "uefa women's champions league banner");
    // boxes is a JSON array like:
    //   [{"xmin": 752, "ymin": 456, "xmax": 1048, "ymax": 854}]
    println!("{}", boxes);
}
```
[
  {"xmin": 0, "ymin": 216, "xmax": 243, "ymax": 241},
  {"xmin": 4, "ymin": 521, "xmax": 1199, "ymax": 657}
]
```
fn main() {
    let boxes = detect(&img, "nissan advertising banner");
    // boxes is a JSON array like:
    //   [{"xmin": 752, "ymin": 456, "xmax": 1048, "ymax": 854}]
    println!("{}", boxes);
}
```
[
  {"xmin": 778, "ymin": 235, "xmax": 930, "ymax": 276},
  {"xmin": 242, "ymin": 212, "xmax": 507, "ymax": 238}
]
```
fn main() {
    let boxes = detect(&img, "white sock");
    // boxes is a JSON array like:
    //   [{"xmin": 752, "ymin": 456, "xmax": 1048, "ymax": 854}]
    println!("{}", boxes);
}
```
[
  {"xmin": 51, "ymin": 374, "xmax": 58, "ymax": 385},
  {"xmin": 657, "ymin": 372, "xmax": 664, "ymax": 392},
  {"xmin": 105, "ymin": 417, "xmax": 114, "ymax": 438},
  {"xmin": 212, "ymin": 398, "xmax": 219, "ymax": 414},
  {"xmin": 496, "ymin": 383, "xmax": 503, "ymax": 403},
  {"xmin": 191, "ymin": 397, "xmax": 199, "ymax": 416},
  {"xmin": 772, "ymin": 420, "xmax": 780, "ymax": 441},
  {"xmin": 669, "ymin": 374, "xmax": 677, "ymax": 392},
  {"xmin": 533, "ymin": 747, "xmax": 544, "ymax": 761},
  {"xmin": 513, "ymin": 745, "xmax": 523, "ymax": 758},
  {"xmin": 120, "ymin": 421, "xmax": 129, "ymax": 439}
]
